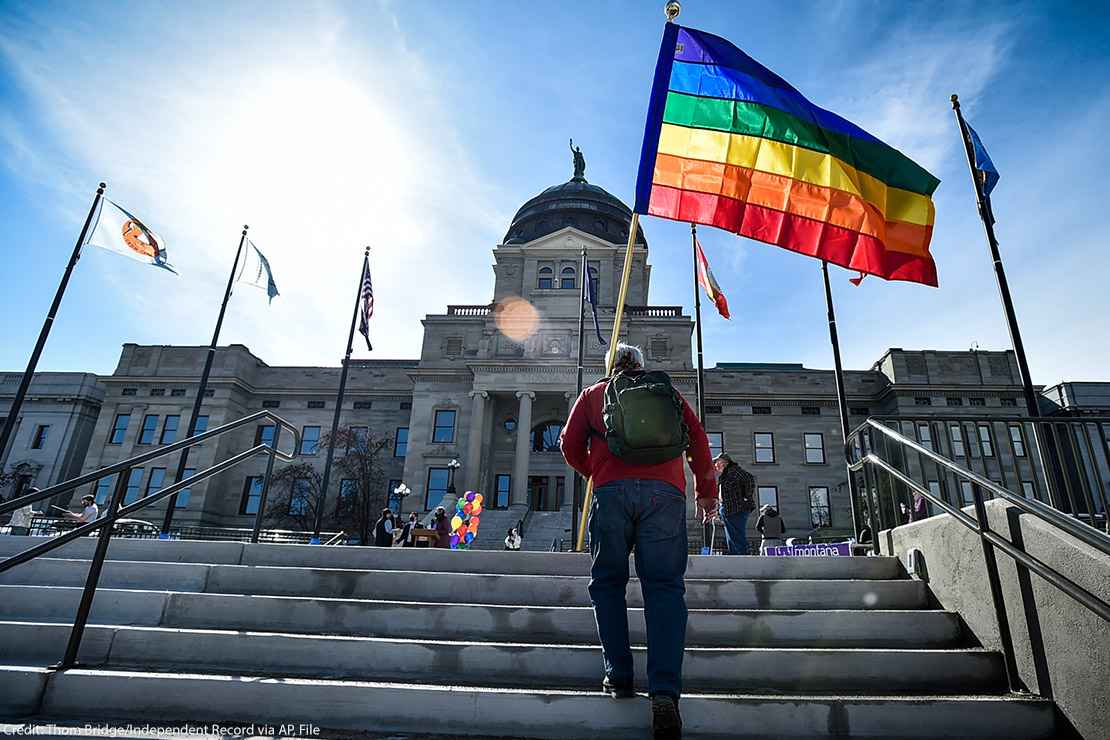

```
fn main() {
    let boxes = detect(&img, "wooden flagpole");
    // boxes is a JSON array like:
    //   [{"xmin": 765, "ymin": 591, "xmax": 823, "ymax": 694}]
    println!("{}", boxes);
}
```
[{"xmin": 575, "ymin": 214, "xmax": 640, "ymax": 552}]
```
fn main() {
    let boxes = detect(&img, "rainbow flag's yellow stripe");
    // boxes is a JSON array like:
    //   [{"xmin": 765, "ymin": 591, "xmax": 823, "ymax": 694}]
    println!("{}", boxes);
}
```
[{"xmin": 635, "ymin": 25, "xmax": 940, "ymax": 286}]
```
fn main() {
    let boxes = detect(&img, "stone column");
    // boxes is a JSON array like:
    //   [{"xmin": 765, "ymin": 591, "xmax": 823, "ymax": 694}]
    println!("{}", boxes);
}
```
[
  {"xmin": 465, "ymin": 391, "xmax": 488, "ymax": 493},
  {"xmin": 511, "ymin": 391, "xmax": 535, "ymax": 506},
  {"xmin": 563, "ymin": 391, "xmax": 578, "ymax": 511}
]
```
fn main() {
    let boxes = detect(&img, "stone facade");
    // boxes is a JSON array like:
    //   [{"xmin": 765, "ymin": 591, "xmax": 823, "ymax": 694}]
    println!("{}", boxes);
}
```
[{"xmin": 1, "ymin": 372, "xmax": 104, "ymax": 506}]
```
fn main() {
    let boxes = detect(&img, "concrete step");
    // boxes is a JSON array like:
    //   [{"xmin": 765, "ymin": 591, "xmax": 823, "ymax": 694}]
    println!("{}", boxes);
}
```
[
  {"xmin": 0, "ymin": 622, "xmax": 1003, "ymax": 694},
  {"xmin": 0, "ymin": 666, "xmax": 1058, "ymax": 738},
  {"xmin": 0, "ymin": 559, "xmax": 929, "ymax": 609},
  {"xmin": 0, "ymin": 535, "xmax": 906, "ymax": 579},
  {"xmin": 0, "ymin": 586, "xmax": 964, "ymax": 648}
]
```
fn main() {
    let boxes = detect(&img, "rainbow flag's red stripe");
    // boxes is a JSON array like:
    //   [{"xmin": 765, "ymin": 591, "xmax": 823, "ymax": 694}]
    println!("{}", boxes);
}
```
[{"xmin": 635, "ymin": 25, "xmax": 940, "ymax": 286}]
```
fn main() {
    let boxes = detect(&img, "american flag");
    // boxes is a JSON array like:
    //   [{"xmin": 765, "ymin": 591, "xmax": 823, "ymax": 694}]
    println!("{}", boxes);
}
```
[{"xmin": 357, "ymin": 253, "xmax": 374, "ymax": 351}]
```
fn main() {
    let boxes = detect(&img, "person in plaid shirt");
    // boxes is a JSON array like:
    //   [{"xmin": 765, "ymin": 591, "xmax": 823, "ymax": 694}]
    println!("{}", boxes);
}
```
[{"xmin": 714, "ymin": 453, "xmax": 756, "ymax": 555}]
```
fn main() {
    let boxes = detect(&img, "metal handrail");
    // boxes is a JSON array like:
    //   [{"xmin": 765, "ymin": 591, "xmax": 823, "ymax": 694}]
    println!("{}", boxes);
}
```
[
  {"xmin": 0, "ymin": 410, "xmax": 299, "ymax": 517},
  {"xmin": 323, "ymin": 531, "xmax": 346, "ymax": 546},
  {"xmin": 848, "ymin": 415, "xmax": 1110, "ymax": 694},
  {"xmin": 0, "ymin": 410, "xmax": 301, "ymax": 671},
  {"xmin": 852, "ymin": 417, "xmax": 1110, "ymax": 557}
]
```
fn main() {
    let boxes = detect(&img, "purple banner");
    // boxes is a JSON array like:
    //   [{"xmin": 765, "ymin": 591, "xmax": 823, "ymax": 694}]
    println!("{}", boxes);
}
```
[{"xmin": 766, "ymin": 542, "xmax": 852, "ymax": 558}]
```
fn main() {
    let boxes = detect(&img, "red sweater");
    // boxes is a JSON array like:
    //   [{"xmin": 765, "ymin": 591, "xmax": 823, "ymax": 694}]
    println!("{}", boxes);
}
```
[{"xmin": 560, "ymin": 376, "xmax": 717, "ymax": 503}]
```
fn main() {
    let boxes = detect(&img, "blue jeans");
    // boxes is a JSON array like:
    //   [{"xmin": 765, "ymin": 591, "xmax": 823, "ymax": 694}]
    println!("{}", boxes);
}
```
[
  {"xmin": 587, "ymin": 479, "xmax": 688, "ymax": 699},
  {"xmin": 723, "ymin": 510, "xmax": 751, "ymax": 555}
]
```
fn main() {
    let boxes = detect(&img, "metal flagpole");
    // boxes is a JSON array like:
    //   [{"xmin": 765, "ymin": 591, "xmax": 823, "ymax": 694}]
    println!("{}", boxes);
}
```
[
  {"xmin": 571, "ymin": 246, "xmax": 588, "ymax": 549},
  {"xmin": 821, "ymin": 261, "xmax": 862, "ymax": 542},
  {"xmin": 161, "ymin": 225, "xmax": 248, "ymax": 535},
  {"xmin": 0, "ymin": 182, "xmax": 105, "ymax": 464},
  {"xmin": 312, "ymin": 247, "xmax": 369, "ymax": 543},
  {"xmin": 951, "ymin": 94, "xmax": 1059, "ymax": 508},
  {"xmin": 575, "ymin": 213, "xmax": 640, "ymax": 551},
  {"xmin": 690, "ymin": 224, "xmax": 713, "ymax": 549}
]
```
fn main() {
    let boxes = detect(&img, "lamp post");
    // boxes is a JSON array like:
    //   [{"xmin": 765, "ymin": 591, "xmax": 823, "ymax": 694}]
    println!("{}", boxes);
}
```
[
  {"xmin": 446, "ymin": 459, "xmax": 461, "ymax": 500},
  {"xmin": 393, "ymin": 482, "xmax": 411, "ymax": 513}
]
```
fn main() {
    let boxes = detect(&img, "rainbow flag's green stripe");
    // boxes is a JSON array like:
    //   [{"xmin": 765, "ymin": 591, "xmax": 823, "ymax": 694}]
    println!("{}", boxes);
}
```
[{"xmin": 662, "ymin": 91, "xmax": 938, "ymax": 196}]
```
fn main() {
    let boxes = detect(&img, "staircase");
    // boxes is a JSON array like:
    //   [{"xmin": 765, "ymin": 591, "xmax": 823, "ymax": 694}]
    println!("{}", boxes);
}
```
[
  {"xmin": 0, "ymin": 535, "xmax": 1061, "ymax": 738},
  {"xmin": 519, "ymin": 510, "xmax": 572, "ymax": 551}
]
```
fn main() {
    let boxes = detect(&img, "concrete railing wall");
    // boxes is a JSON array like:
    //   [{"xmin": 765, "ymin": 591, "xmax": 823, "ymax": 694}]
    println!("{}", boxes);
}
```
[{"xmin": 880, "ymin": 499, "xmax": 1110, "ymax": 740}]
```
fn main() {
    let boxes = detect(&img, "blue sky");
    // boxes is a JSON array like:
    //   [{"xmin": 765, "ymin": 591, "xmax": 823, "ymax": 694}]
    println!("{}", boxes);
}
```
[{"xmin": 1, "ymin": 0, "xmax": 1108, "ymax": 385}]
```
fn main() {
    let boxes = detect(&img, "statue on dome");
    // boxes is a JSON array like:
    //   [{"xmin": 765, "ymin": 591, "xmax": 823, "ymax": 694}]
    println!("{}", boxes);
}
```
[{"xmin": 569, "ymin": 139, "xmax": 586, "ymax": 180}]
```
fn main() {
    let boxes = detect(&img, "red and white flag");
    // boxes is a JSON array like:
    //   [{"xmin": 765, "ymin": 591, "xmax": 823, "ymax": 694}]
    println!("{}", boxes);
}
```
[{"xmin": 694, "ymin": 237, "xmax": 730, "ymax": 319}]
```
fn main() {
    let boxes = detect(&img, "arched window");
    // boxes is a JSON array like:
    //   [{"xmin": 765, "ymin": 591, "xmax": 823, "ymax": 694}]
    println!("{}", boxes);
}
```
[
  {"xmin": 560, "ymin": 266, "xmax": 576, "ymax": 290},
  {"xmin": 531, "ymin": 421, "xmax": 563, "ymax": 452},
  {"xmin": 537, "ymin": 266, "xmax": 553, "ymax": 290}
]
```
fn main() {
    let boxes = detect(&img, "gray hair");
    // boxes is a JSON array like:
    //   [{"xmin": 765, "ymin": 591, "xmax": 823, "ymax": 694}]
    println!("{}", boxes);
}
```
[{"xmin": 613, "ymin": 343, "xmax": 644, "ymax": 371}]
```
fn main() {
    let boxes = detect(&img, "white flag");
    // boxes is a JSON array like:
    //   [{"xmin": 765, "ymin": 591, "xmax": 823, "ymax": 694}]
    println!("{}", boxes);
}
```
[
  {"xmin": 87, "ymin": 199, "xmax": 176, "ymax": 273},
  {"xmin": 237, "ymin": 240, "xmax": 279, "ymax": 303}
]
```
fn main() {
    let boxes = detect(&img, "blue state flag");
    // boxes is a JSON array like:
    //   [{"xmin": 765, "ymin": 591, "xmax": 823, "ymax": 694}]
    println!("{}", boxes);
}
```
[{"xmin": 966, "ymin": 122, "xmax": 999, "ymax": 197}]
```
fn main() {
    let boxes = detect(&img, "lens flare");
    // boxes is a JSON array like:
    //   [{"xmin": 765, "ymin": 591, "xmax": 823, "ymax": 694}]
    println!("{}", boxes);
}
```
[{"xmin": 494, "ymin": 296, "xmax": 540, "ymax": 343}]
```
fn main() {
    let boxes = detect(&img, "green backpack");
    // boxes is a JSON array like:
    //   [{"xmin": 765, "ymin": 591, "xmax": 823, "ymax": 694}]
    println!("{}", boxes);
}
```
[{"xmin": 602, "ymin": 370, "xmax": 689, "ymax": 466}]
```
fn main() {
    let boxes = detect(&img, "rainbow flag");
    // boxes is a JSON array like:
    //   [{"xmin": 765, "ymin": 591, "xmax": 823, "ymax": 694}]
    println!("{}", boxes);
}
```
[{"xmin": 635, "ymin": 24, "xmax": 941, "ymax": 286}]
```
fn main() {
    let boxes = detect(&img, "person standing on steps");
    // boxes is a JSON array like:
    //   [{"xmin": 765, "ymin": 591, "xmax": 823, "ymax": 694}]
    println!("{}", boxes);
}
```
[
  {"xmin": 373, "ymin": 509, "xmax": 396, "ymax": 547},
  {"xmin": 399, "ymin": 512, "xmax": 420, "ymax": 547},
  {"xmin": 715, "ymin": 453, "xmax": 756, "ymax": 555},
  {"xmin": 756, "ymin": 504, "xmax": 786, "ymax": 555},
  {"xmin": 432, "ymin": 507, "xmax": 451, "ymax": 549},
  {"xmin": 561, "ymin": 343, "xmax": 716, "ymax": 740}
]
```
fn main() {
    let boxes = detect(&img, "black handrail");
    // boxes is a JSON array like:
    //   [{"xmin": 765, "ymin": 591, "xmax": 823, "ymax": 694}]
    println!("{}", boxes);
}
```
[
  {"xmin": 847, "ymin": 416, "xmax": 1110, "ymax": 693},
  {"xmin": 0, "ymin": 409, "xmax": 300, "ymax": 670}
]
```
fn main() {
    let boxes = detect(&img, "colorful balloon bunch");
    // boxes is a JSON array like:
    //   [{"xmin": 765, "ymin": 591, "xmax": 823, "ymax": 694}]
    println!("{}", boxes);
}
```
[{"xmin": 449, "ymin": 490, "xmax": 484, "ymax": 549}]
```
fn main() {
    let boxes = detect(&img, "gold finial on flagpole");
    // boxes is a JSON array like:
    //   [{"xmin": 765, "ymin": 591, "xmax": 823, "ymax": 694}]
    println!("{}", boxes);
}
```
[{"xmin": 665, "ymin": 1, "xmax": 681, "ymax": 21}]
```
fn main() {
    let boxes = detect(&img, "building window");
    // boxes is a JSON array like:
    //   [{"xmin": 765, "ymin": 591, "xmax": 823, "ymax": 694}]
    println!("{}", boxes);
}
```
[
  {"xmin": 256, "ymin": 424, "xmax": 276, "ymax": 447},
  {"xmin": 354, "ymin": 401, "xmax": 372, "ymax": 410},
  {"xmin": 31, "ymin": 425, "xmax": 49, "ymax": 449},
  {"xmin": 401, "ymin": 401, "xmax": 412, "ymax": 410},
  {"xmin": 960, "ymin": 480, "xmax": 974, "ymax": 505},
  {"xmin": 94, "ymin": 475, "xmax": 115, "ymax": 505},
  {"xmin": 139, "ymin": 415, "xmax": 159, "ymax": 445},
  {"xmin": 204, "ymin": 388, "xmax": 215, "ymax": 398},
  {"xmin": 170, "ymin": 388, "xmax": 186, "ymax": 397},
  {"xmin": 916, "ymin": 423, "xmax": 933, "ymax": 451},
  {"xmin": 850, "ymin": 407, "xmax": 871, "ymax": 416},
  {"xmin": 537, "ymin": 265, "xmax": 554, "ymax": 290},
  {"xmin": 803, "ymin": 433, "xmax": 825, "ymax": 464},
  {"xmin": 946, "ymin": 396, "xmax": 963, "ymax": 407},
  {"xmin": 445, "ymin": 337, "xmax": 464, "ymax": 357},
  {"xmin": 348, "ymin": 426, "xmax": 368, "ymax": 451},
  {"xmin": 300, "ymin": 426, "xmax": 321, "ymax": 455},
  {"xmin": 801, "ymin": 406, "xmax": 821, "ymax": 416},
  {"xmin": 914, "ymin": 397, "xmax": 932, "ymax": 406},
  {"xmin": 1009, "ymin": 425, "xmax": 1026, "ymax": 457},
  {"xmin": 757, "ymin": 485, "xmax": 778, "ymax": 509},
  {"xmin": 495, "ymin": 474, "xmax": 511, "ymax": 509},
  {"xmin": 240, "ymin": 476, "xmax": 264, "ymax": 515},
  {"xmin": 145, "ymin": 467, "xmax": 167, "ymax": 500},
  {"xmin": 121, "ymin": 388, "xmax": 137, "ymax": 397},
  {"xmin": 809, "ymin": 487, "xmax": 831, "ymax": 528},
  {"xmin": 426, "ymin": 467, "xmax": 450, "ymax": 509},
  {"xmin": 560, "ymin": 266, "xmax": 576, "ymax": 290},
  {"xmin": 160, "ymin": 415, "xmax": 180, "ymax": 444},
  {"xmin": 338, "ymin": 479, "xmax": 358, "ymax": 515},
  {"xmin": 123, "ymin": 468, "xmax": 145, "ymax": 505},
  {"xmin": 177, "ymin": 468, "xmax": 195, "ymax": 509},
  {"xmin": 394, "ymin": 427, "xmax": 408, "ymax": 457},
  {"xmin": 290, "ymin": 478, "xmax": 312, "ymax": 515},
  {"xmin": 531, "ymin": 422, "xmax": 563, "ymax": 452},
  {"xmin": 432, "ymin": 410, "xmax": 456, "ymax": 443},
  {"xmin": 193, "ymin": 415, "xmax": 209, "ymax": 436},
  {"xmin": 928, "ymin": 480, "xmax": 942, "ymax": 502},
  {"xmin": 150, "ymin": 388, "xmax": 166, "ymax": 397},
  {"xmin": 109, "ymin": 414, "xmax": 130, "ymax": 445},
  {"xmin": 1021, "ymin": 481, "xmax": 1036, "ymax": 499},
  {"xmin": 754, "ymin": 432, "xmax": 775, "ymax": 463},
  {"xmin": 1000, "ymin": 398, "xmax": 1018, "ymax": 408},
  {"xmin": 978, "ymin": 425, "xmax": 994, "ymax": 457},
  {"xmin": 970, "ymin": 397, "xmax": 986, "ymax": 407},
  {"xmin": 386, "ymin": 479, "xmax": 403, "ymax": 512},
  {"xmin": 262, "ymin": 399, "xmax": 281, "ymax": 409},
  {"xmin": 308, "ymin": 400, "xmax": 326, "ymax": 409},
  {"xmin": 706, "ymin": 432, "xmax": 723, "ymax": 459},
  {"xmin": 705, "ymin": 405, "xmax": 722, "ymax": 415},
  {"xmin": 752, "ymin": 406, "xmax": 772, "ymax": 415},
  {"xmin": 949, "ymin": 425, "xmax": 966, "ymax": 457}
]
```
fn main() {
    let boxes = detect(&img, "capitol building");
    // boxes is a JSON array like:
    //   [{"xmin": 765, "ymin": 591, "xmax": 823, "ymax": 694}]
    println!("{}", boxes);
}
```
[{"xmin": 3, "ymin": 166, "xmax": 1105, "ymax": 548}]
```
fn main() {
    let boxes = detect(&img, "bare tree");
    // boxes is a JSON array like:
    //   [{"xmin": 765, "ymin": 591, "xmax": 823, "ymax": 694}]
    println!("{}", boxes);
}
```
[{"xmin": 265, "ymin": 426, "xmax": 393, "ymax": 544}]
